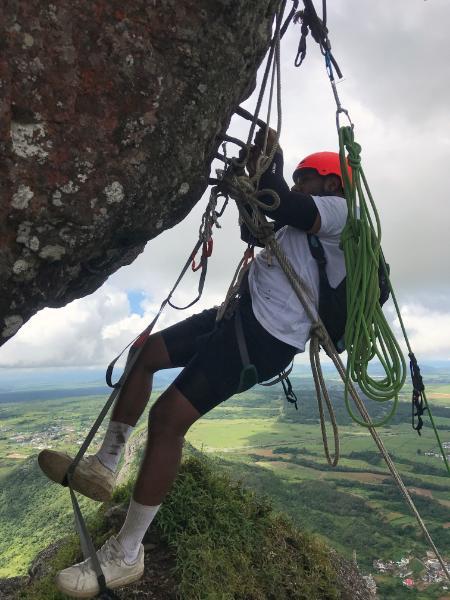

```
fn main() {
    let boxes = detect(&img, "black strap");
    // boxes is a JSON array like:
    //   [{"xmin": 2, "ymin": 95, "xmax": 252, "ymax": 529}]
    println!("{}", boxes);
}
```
[
  {"xmin": 234, "ymin": 303, "xmax": 298, "ymax": 408},
  {"xmin": 106, "ymin": 238, "xmax": 206, "ymax": 388},
  {"xmin": 409, "ymin": 352, "xmax": 427, "ymax": 435},
  {"xmin": 61, "ymin": 347, "xmax": 147, "ymax": 596},
  {"xmin": 235, "ymin": 307, "xmax": 251, "ymax": 367},
  {"xmin": 68, "ymin": 485, "xmax": 117, "ymax": 598},
  {"xmin": 169, "ymin": 239, "xmax": 210, "ymax": 310},
  {"xmin": 281, "ymin": 0, "xmax": 300, "ymax": 39},
  {"xmin": 307, "ymin": 233, "xmax": 329, "ymax": 291},
  {"xmin": 294, "ymin": 0, "xmax": 342, "ymax": 78},
  {"xmin": 307, "ymin": 233, "xmax": 326, "ymax": 266},
  {"xmin": 260, "ymin": 361, "xmax": 294, "ymax": 386},
  {"xmin": 234, "ymin": 305, "xmax": 258, "ymax": 392},
  {"xmin": 61, "ymin": 237, "xmax": 210, "ymax": 596},
  {"xmin": 281, "ymin": 375, "xmax": 298, "ymax": 410}
]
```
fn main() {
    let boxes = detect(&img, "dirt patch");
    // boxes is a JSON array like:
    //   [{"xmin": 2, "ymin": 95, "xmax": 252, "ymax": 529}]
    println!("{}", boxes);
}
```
[
  {"xmin": 325, "ymin": 471, "xmax": 387, "ymax": 484},
  {"xmin": 257, "ymin": 461, "xmax": 293, "ymax": 470},
  {"xmin": 251, "ymin": 448, "xmax": 291, "ymax": 459},
  {"xmin": 385, "ymin": 511, "xmax": 407, "ymax": 522},
  {"xmin": 252, "ymin": 448, "xmax": 276, "ymax": 457},
  {"xmin": 408, "ymin": 487, "xmax": 434, "ymax": 499},
  {"xmin": 428, "ymin": 393, "xmax": 450, "ymax": 399},
  {"xmin": 5, "ymin": 453, "xmax": 27, "ymax": 459},
  {"xmin": 443, "ymin": 523, "xmax": 450, "ymax": 529}
]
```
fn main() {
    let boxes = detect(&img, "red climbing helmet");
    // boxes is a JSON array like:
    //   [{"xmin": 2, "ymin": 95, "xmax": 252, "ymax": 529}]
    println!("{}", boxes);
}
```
[{"xmin": 293, "ymin": 151, "xmax": 351, "ymax": 185}]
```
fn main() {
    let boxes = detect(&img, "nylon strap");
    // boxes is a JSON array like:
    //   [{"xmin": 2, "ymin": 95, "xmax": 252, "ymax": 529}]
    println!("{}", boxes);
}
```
[
  {"xmin": 234, "ymin": 305, "xmax": 258, "ymax": 392},
  {"xmin": 106, "ymin": 238, "xmax": 203, "ymax": 388},
  {"xmin": 68, "ymin": 484, "xmax": 119, "ymax": 598},
  {"xmin": 61, "ymin": 232, "xmax": 214, "ymax": 596}
]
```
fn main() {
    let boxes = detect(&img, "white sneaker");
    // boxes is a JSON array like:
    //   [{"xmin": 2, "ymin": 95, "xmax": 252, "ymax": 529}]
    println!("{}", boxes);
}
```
[
  {"xmin": 55, "ymin": 536, "xmax": 144, "ymax": 598},
  {"xmin": 38, "ymin": 449, "xmax": 115, "ymax": 502}
]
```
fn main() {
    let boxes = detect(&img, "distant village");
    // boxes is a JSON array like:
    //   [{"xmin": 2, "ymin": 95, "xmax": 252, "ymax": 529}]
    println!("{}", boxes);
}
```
[
  {"xmin": 1, "ymin": 422, "xmax": 104, "ymax": 453},
  {"xmin": 425, "ymin": 440, "xmax": 450, "ymax": 460},
  {"xmin": 373, "ymin": 552, "xmax": 450, "ymax": 591}
]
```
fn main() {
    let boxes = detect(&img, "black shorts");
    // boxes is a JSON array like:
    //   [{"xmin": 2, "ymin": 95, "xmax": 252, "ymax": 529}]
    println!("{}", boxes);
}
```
[{"xmin": 160, "ymin": 291, "xmax": 297, "ymax": 415}]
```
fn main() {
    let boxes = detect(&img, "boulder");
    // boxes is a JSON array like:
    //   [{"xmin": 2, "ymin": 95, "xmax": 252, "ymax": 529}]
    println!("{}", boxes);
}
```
[{"xmin": 0, "ymin": 0, "xmax": 281, "ymax": 344}]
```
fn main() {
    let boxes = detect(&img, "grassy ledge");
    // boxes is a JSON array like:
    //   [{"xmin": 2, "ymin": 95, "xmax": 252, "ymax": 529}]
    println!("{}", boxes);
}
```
[{"xmin": 19, "ymin": 451, "xmax": 342, "ymax": 600}]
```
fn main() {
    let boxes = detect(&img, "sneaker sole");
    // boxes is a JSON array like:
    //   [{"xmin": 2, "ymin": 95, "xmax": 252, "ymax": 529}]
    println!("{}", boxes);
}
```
[
  {"xmin": 38, "ymin": 450, "xmax": 112, "ymax": 503},
  {"xmin": 55, "ymin": 566, "xmax": 145, "ymax": 598}
]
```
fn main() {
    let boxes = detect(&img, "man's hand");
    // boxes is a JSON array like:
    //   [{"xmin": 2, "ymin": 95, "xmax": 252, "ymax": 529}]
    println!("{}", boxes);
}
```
[
  {"xmin": 254, "ymin": 126, "xmax": 280, "ymax": 155},
  {"xmin": 247, "ymin": 126, "xmax": 282, "ymax": 176}
]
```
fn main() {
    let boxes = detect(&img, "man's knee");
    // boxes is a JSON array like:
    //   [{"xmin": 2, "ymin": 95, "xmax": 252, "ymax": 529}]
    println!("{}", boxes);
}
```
[
  {"xmin": 136, "ymin": 333, "xmax": 172, "ymax": 374},
  {"xmin": 148, "ymin": 386, "xmax": 200, "ymax": 437}
]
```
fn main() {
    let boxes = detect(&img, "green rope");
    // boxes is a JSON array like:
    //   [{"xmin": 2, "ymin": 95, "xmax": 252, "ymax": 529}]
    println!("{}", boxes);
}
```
[
  {"xmin": 338, "ymin": 126, "xmax": 407, "ymax": 427},
  {"xmin": 339, "ymin": 126, "xmax": 450, "ymax": 474},
  {"xmin": 381, "ymin": 220, "xmax": 450, "ymax": 476}
]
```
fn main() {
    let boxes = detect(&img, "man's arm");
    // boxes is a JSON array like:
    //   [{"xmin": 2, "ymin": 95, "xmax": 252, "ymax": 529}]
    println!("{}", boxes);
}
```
[
  {"xmin": 257, "ymin": 151, "xmax": 320, "ymax": 233},
  {"xmin": 239, "ymin": 127, "xmax": 321, "ymax": 244},
  {"xmin": 239, "ymin": 214, "xmax": 284, "ymax": 247}
]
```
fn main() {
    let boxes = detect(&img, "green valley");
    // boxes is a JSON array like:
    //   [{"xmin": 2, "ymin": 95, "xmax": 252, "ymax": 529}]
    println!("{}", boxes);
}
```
[{"xmin": 1, "ymin": 370, "xmax": 450, "ymax": 598}]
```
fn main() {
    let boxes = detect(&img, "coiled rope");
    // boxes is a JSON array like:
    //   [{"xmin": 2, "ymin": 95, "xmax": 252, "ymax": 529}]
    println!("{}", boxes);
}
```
[
  {"xmin": 339, "ymin": 126, "xmax": 407, "ymax": 426},
  {"xmin": 325, "ymin": 45, "xmax": 450, "ymax": 475}
]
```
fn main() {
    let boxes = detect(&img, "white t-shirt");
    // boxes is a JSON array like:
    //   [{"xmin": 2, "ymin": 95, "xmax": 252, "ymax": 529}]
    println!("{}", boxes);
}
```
[{"xmin": 248, "ymin": 195, "xmax": 347, "ymax": 351}]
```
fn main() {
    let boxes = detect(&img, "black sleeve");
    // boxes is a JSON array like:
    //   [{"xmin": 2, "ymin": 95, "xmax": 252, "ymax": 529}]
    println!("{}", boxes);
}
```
[
  {"xmin": 240, "ymin": 219, "xmax": 284, "ymax": 247},
  {"xmin": 257, "ymin": 151, "xmax": 319, "ymax": 231}
]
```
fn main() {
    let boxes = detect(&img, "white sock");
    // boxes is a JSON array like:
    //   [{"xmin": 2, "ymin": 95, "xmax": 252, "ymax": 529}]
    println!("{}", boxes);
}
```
[
  {"xmin": 117, "ymin": 498, "xmax": 161, "ymax": 564},
  {"xmin": 96, "ymin": 421, "xmax": 133, "ymax": 473}
]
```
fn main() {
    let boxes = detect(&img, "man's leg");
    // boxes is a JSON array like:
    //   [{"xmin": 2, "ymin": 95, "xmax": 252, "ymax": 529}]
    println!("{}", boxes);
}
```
[
  {"xmin": 114, "ymin": 385, "xmax": 201, "ymax": 563},
  {"xmin": 94, "ymin": 334, "xmax": 174, "ymax": 473},
  {"xmin": 55, "ymin": 381, "xmax": 202, "ymax": 597},
  {"xmin": 38, "ymin": 333, "xmax": 176, "ymax": 500},
  {"xmin": 134, "ymin": 384, "xmax": 201, "ymax": 503},
  {"xmin": 111, "ymin": 333, "xmax": 173, "ymax": 426}
]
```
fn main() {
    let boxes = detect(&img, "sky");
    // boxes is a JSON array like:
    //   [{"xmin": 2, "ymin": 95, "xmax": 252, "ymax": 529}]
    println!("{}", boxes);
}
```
[{"xmin": 1, "ymin": 0, "xmax": 450, "ymax": 372}]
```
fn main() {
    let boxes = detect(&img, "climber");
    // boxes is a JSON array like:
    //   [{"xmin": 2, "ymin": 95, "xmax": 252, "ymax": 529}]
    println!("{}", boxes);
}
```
[{"xmin": 37, "ymin": 128, "xmax": 349, "ymax": 598}]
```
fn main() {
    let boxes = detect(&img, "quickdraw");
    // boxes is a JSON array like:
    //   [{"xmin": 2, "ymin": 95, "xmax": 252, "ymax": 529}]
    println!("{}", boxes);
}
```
[{"xmin": 191, "ymin": 239, "xmax": 213, "ymax": 272}]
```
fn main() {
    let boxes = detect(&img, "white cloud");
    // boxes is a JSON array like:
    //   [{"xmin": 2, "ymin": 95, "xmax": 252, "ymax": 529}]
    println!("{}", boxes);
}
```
[
  {"xmin": 0, "ymin": 286, "xmax": 135, "ymax": 368},
  {"xmin": 393, "ymin": 303, "xmax": 450, "ymax": 360}
]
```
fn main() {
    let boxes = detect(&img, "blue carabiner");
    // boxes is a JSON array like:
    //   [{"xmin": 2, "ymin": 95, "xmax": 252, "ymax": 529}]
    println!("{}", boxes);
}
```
[{"xmin": 325, "ymin": 50, "xmax": 334, "ymax": 82}]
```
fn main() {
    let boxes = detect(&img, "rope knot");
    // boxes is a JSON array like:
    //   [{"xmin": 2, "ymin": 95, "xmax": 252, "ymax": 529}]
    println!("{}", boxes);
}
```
[
  {"xmin": 341, "ymin": 126, "xmax": 362, "ymax": 170},
  {"xmin": 310, "ymin": 322, "xmax": 327, "ymax": 345},
  {"xmin": 256, "ymin": 222, "xmax": 275, "ymax": 246},
  {"xmin": 341, "ymin": 221, "xmax": 359, "ymax": 244},
  {"xmin": 236, "ymin": 174, "xmax": 256, "ymax": 196},
  {"xmin": 347, "ymin": 152, "xmax": 361, "ymax": 169}
]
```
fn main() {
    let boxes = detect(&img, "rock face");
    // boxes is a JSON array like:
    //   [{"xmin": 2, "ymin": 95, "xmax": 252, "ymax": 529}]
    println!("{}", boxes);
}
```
[{"xmin": 0, "ymin": 0, "xmax": 280, "ymax": 344}]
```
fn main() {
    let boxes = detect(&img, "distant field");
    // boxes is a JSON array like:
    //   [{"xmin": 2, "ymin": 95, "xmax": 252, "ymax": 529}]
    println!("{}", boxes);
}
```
[{"xmin": 1, "ymin": 376, "xmax": 449, "ymax": 598}]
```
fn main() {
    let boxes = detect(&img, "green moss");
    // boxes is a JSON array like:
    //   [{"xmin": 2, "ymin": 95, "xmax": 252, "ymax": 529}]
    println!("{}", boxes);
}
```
[
  {"xmin": 156, "ymin": 454, "xmax": 340, "ymax": 599},
  {"xmin": 17, "ymin": 536, "xmax": 79, "ymax": 600},
  {"xmin": 17, "ymin": 510, "xmax": 111, "ymax": 600}
]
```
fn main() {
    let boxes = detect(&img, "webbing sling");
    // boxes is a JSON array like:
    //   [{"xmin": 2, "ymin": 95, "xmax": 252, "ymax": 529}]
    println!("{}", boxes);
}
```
[
  {"xmin": 234, "ymin": 305, "xmax": 259, "ymax": 392},
  {"xmin": 233, "ymin": 297, "xmax": 298, "ymax": 408},
  {"xmin": 61, "ymin": 236, "xmax": 210, "ymax": 597}
]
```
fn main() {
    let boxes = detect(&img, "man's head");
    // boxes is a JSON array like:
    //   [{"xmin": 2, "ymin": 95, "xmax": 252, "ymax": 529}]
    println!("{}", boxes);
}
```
[{"xmin": 292, "ymin": 152, "xmax": 350, "ymax": 197}]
